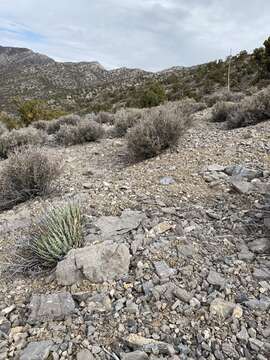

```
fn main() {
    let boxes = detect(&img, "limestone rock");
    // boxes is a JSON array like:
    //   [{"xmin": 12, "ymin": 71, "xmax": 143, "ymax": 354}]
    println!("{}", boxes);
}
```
[
  {"xmin": 20, "ymin": 340, "xmax": 53, "ymax": 360},
  {"xmin": 120, "ymin": 351, "xmax": 149, "ymax": 360},
  {"xmin": 94, "ymin": 210, "xmax": 144, "ymax": 240},
  {"xmin": 210, "ymin": 298, "xmax": 238, "ymax": 319},
  {"xmin": 207, "ymin": 270, "xmax": 226, "ymax": 287},
  {"xmin": 125, "ymin": 334, "xmax": 174, "ymax": 355},
  {"xmin": 77, "ymin": 349, "xmax": 94, "ymax": 360},
  {"xmin": 28, "ymin": 292, "xmax": 75, "ymax": 323},
  {"xmin": 56, "ymin": 242, "xmax": 130, "ymax": 285},
  {"xmin": 231, "ymin": 177, "xmax": 253, "ymax": 194}
]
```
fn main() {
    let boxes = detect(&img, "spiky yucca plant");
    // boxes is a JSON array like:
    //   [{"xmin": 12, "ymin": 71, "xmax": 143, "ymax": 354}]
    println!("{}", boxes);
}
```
[{"xmin": 28, "ymin": 203, "xmax": 84, "ymax": 268}]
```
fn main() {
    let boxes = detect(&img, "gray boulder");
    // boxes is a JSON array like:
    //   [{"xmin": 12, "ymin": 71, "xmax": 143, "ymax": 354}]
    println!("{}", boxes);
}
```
[
  {"xmin": 248, "ymin": 238, "xmax": 270, "ymax": 254},
  {"xmin": 20, "ymin": 340, "xmax": 53, "ymax": 360},
  {"xmin": 207, "ymin": 270, "xmax": 226, "ymax": 287},
  {"xmin": 231, "ymin": 177, "xmax": 253, "ymax": 194},
  {"xmin": 28, "ymin": 292, "xmax": 75, "ymax": 323},
  {"xmin": 56, "ymin": 242, "xmax": 130, "ymax": 285}
]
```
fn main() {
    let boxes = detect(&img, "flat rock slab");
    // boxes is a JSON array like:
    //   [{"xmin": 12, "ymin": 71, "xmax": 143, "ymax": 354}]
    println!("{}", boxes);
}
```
[
  {"xmin": 231, "ymin": 177, "xmax": 253, "ymax": 194},
  {"xmin": 56, "ymin": 242, "xmax": 130, "ymax": 285},
  {"xmin": 94, "ymin": 210, "xmax": 144, "ymax": 240},
  {"xmin": 207, "ymin": 270, "xmax": 226, "ymax": 287},
  {"xmin": 20, "ymin": 340, "xmax": 53, "ymax": 360},
  {"xmin": 248, "ymin": 238, "xmax": 270, "ymax": 254},
  {"xmin": 28, "ymin": 292, "xmax": 75, "ymax": 323}
]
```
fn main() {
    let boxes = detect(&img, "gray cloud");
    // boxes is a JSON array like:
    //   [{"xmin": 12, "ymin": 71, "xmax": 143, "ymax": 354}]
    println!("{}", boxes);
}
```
[{"xmin": 0, "ymin": 0, "xmax": 269, "ymax": 70}]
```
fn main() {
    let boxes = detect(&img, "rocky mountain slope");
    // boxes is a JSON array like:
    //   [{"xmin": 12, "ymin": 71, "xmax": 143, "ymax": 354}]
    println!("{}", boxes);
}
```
[
  {"xmin": 0, "ymin": 107, "xmax": 269, "ymax": 359},
  {"xmin": 0, "ymin": 46, "xmax": 154, "ymax": 112},
  {"xmin": 0, "ymin": 44, "xmax": 267, "ymax": 114}
]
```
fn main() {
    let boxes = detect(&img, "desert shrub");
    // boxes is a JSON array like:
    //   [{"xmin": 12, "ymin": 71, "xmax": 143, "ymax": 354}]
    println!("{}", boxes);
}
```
[
  {"xmin": 227, "ymin": 86, "xmax": 270, "ymax": 129},
  {"xmin": 113, "ymin": 108, "xmax": 143, "ymax": 137},
  {"xmin": 31, "ymin": 120, "xmax": 49, "ymax": 131},
  {"xmin": 0, "ymin": 111, "xmax": 21, "ymax": 130},
  {"xmin": 127, "ymin": 107, "xmax": 190, "ymax": 160},
  {"xmin": 140, "ymin": 82, "xmax": 166, "ymax": 108},
  {"xmin": 211, "ymin": 101, "xmax": 237, "ymax": 122},
  {"xmin": 56, "ymin": 120, "xmax": 103, "ymax": 146},
  {"xmin": 204, "ymin": 90, "xmax": 244, "ymax": 107},
  {"xmin": 47, "ymin": 114, "xmax": 81, "ymax": 134},
  {"xmin": 0, "ymin": 127, "xmax": 47, "ymax": 158},
  {"xmin": 0, "ymin": 146, "xmax": 61, "ymax": 211},
  {"xmin": 171, "ymin": 98, "xmax": 207, "ymax": 115},
  {"xmin": 95, "ymin": 111, "xmax": 114, "ymax": 125},
  {"xmin": 24, "ymin": 203, "xmax": 84, "ymax": 269},
  {"xmin": 16, "ymin": 99, "xmax": 67, "ymax": 126},
  {"xmin": 0, "ymin": 122, "xmax": 7, "ymax": 136}
]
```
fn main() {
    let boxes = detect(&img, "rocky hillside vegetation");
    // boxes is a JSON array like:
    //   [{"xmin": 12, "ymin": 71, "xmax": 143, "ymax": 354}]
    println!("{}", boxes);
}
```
[
  {"xmin": 0, "ymin": 75, "xmax": 269, "ymax": 360},
  {"xmin": 1, "ymin": 37, "xmax": 270, "ymax": 116},
  {"xmin": 0, "ymin": 34, "xmax": 270, "ymax": 359}
]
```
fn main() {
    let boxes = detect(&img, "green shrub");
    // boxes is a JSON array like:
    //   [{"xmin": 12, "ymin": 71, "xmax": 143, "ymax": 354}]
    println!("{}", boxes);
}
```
[
  {"xmin": 0, "ymin": 146, "xmax": 61, "ymax": 210},
  {"xmin": 113, "ymin": 108, "xmax": 143, "ymax": 137},
  {"xmin": 17, "ymin": 99, "xmax": 67, "ymax": 126},
  {"xmin": 0, "ymin": 127, "xmax": 47, "ymax": 158},
  {"xmin": 56, "ymin": 120, "xmax": 104, "ymax": 146},
  {"xmin": 0, "ymin": 111, "xmax": 21, "ymax": 130},
  {"xmin": 139, "ymin": 82, "xmax": 166, "ymax": 108},
  {"xmin": 26, "ymin": 203, "xmax": 84, "ymax": 269},
  {"xmin": 211, "ymin": 101, "xmax": 237, "ymax": 122},
  {"xmin": 127, "ymin": 106, "xmax": 190, "ymax": 160}
]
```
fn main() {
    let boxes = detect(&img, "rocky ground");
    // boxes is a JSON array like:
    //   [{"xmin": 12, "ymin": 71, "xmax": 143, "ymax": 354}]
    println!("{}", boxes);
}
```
[{"xmin": 0, "ymin": 112, "xmax": 270, "ymax": 359}]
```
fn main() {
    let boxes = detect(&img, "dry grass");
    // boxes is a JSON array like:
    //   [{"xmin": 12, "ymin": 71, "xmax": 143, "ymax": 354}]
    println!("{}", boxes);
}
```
[{"xmin": 0, "ymin": 146, "xmax": 61, "ymax": 211}]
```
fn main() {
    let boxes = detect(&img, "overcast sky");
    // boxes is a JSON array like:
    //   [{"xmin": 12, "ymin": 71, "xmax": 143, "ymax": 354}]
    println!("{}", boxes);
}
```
[{"xmin": 0, "ymin": 0, "xmax": 269, "ymax": 71}]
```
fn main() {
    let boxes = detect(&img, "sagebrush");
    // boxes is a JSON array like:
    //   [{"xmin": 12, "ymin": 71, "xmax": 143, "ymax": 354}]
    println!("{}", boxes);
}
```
[
  {"xmin": 0, "ymin": 127, "xmax": 47, "ymax": 158},
  {"xmin": 227, "ymin": 86, "xmax": 270, "ymax": 129},
  {"xmin": 127, "ymin": 105, "xmax": 190, "ymax": 160},
  {"xmin": 113, "ymin": 108, "xmax": 143, "ymax": 137},
  {"xmin": 56, "ymin": 120, "xmax": 104, "ymax": 145},
  {"xmin": 47, "ymin": 114, "xmax": 81, "ymax": 134},
  {"xmin": 211, "ymin": 101, "xmax": 237, "ymax": 123},
  {"xmin": 0, "ymin": 146, "xmax": 61, "ymax": 210}
]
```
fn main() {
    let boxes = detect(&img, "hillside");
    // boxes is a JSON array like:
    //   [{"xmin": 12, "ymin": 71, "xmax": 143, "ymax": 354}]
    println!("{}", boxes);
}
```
[{"xmin": 0, "ymin": 42, "xmax": 269, "ymax": 114}]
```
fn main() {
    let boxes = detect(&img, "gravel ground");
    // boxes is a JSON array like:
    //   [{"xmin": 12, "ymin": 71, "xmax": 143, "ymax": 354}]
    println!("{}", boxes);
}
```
[{"xmin": 0, "ymin": 114, "xmax": 269, "ymax": 359}]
